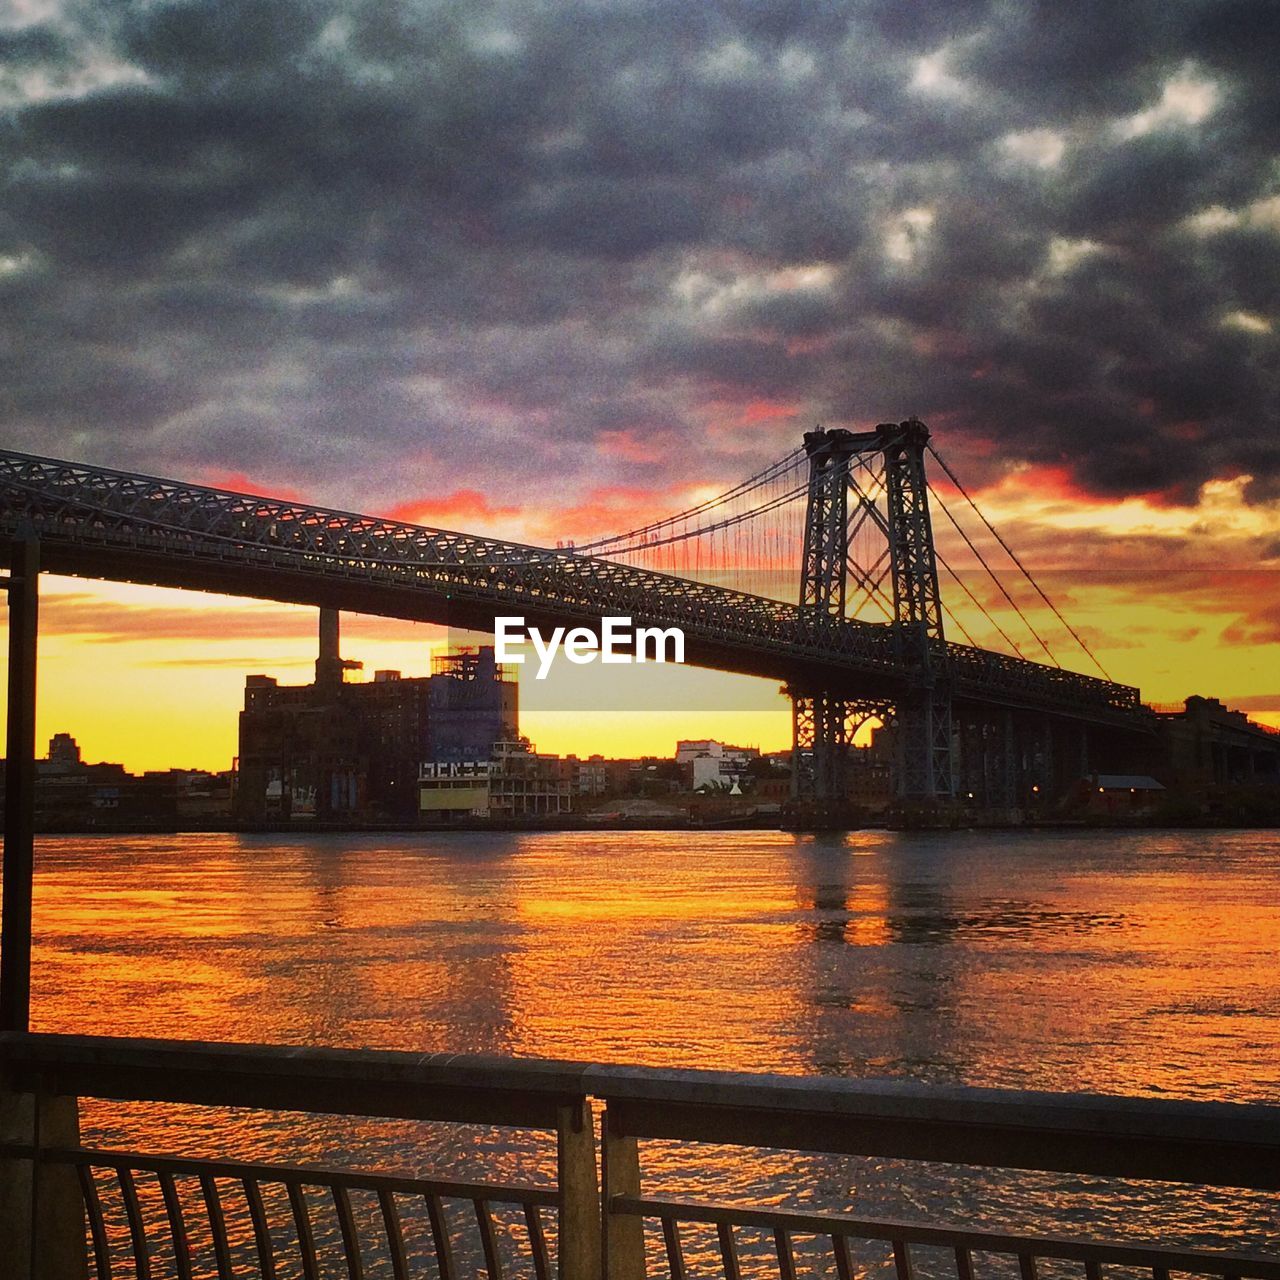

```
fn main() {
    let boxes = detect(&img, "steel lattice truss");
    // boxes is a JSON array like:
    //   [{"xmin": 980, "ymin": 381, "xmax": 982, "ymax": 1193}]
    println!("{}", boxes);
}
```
[{"xmin": 0, "ymin": 448, "xmax": 1147, "ymax": 728}]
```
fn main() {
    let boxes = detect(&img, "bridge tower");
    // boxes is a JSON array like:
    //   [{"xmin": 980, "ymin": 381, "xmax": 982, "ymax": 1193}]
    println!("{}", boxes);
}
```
[
  {"xmin": 790, "ymin": 420, "xmax": 953, "ymax": 805},
  {"xmin": 791, "ymin": 428, "xmax": 867, "ymax": 803},
  {"xmin": 882, "ymin": 419, "xmax": 952, "ymax": 799}
]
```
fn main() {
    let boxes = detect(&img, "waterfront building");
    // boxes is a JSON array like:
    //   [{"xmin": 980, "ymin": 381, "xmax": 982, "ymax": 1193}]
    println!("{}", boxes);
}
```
[
  {"xmin": 1156, "ymin": 695, "xmax": 1280, "ymax": 788},
  {"xmin": 234, "ymin": 610, "xmax": 517, "ymax": 820},
  {"xmin": 0, "ymin": 734, "xmax": 232, "ymax": 828},
  {"xmin": 419, "ymin": 739, "xmax": 573, "ymax": 820},
  {"xmin": 675, "ymin": 739, "xmax": 760, "ymax": 790}
]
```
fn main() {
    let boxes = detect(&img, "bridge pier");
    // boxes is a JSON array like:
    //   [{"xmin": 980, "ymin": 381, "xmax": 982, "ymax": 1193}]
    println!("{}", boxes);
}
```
[
  {"xmin": 896, "ymin": 685, "xmax": 953, "ymax": 800},
  {"xmin": 952, "ymin": 709, "xmax": 1067, "ymax": 812},
  {"xmin": 789, "ymin": 691, "xmax": 888, "ymax": 807}
]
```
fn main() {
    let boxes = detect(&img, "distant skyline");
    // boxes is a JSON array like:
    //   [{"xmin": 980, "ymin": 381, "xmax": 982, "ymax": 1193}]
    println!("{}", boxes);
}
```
[{"xmin": 2, "ymin": 0, "xmax": 1278, "ymax": 768}]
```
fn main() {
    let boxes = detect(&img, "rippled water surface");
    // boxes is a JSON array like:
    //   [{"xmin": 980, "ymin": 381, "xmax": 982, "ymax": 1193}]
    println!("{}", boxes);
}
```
[{"xmin": 22, "ymin": 827, "xmax": 1280, "ymax": 1270}]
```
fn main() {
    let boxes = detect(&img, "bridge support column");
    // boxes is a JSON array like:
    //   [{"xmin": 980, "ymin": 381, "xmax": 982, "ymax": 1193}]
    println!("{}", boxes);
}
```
[
  {"xmin": 995, "ymin": 709, "xmax": 1017, "ymax": 809},
  {"xmin": 790, "ymin": 691, "xmax": 888, "ymax": 806},
  {"xmin": 1038, "ymin": 717, "xmax": 1055, "ymax": 799},
  {"xmin": 3, "ymin": 538, "xmax": 39, "ymax": 1035},
  {"xmin": 897, "ymin": 685, "xmax": 952, "ymax": 800}
]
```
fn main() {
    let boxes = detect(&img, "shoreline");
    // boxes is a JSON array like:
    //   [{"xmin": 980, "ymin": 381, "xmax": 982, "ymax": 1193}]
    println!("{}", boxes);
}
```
[{"xmin": 24, "ymin": 815, "xmax": 1280, "ymax": 836}]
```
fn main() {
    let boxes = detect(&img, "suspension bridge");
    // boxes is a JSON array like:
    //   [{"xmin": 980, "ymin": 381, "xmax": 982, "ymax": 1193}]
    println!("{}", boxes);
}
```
[{"xmin": 0, "ymin": 421, "xmax": 1153, "ymax": 810}]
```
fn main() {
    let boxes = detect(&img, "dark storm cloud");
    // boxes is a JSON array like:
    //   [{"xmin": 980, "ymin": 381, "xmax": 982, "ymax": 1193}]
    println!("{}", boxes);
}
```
[{"xmin": 0, "ymin": 0, "xmax": 1277, "ymax": 524}]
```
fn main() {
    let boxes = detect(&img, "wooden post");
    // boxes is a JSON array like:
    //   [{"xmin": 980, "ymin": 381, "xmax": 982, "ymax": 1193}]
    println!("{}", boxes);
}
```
[
  {"xmin": 0, "ymin": 1082, "xmax": 86, "ymax": 1279},
  {"xmin": 2, "ymin": 538, "xmax": 39, "ymax": 1034},
  {"xmin": 556, "ymin": 1098, "xmax": 601, "ymax": 1280},
  {"xmin": 602, "ymin": 1105, "xmax": 646, "ymax": 1280}
]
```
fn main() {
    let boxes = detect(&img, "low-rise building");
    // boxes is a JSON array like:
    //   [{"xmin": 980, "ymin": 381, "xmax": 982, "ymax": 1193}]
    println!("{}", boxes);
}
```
[
  {"xmin": 419, "ymin": 740, "xmax": 573, "ymax": 821},
  {"xmin": 1074, "ymin": 774, "xmax": 1167, "ymax": 816},
  {"xmin": 676, "ymin": 739, "xmax": 760, "ymax": 790}
]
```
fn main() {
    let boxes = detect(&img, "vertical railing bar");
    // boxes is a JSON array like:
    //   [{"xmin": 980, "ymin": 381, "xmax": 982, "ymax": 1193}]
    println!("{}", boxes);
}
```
[
  {"xmin": 524, "ymin": 1203, "xmax": 551, "ymax": 1280},
  {"xmin": 243, "ymin": 1178, "xmax": 277, "ymax": 1280},
  {"xmin": 894, "ymin": 1239, "xmax": 915, "ymax": 1280},
  {"xmin": 474, "ymin": 1198, "xmax": 505, "ymax": 1280},
  {"xmin": 288, "ymin": 1183, "xmax": 320, "ymax": 1280},
  {"xmin": 117, "ymin": 1166, "xmax": 152, "ymax": 1280},
  {"xmin": 158, "ymin": 1169, "xmax": 194, "ymax": 1280},
  {"xmin": 1085, "ymin": 1263, "xmax": 1103, "ymax": 1280},
  {"xmin": 425, "ymin": 1194, "xmax": 457, "ymax": 1280},
  {"xmin": 774, "ymin": 1227, "xmax": 797, "ymax": 1280},
  {"xmin": 718, "ymin": 1222, "xmax": 741, "ymax": 1280},
  {"xmin": 332, "ymin": 1184, "xmax": 365, "ymax": 1280},
  {"xmin": 1020, "ymin": 1254, "xmax": 1039, "ymax": 1280},
  {"xmin": 77, "ymin": 1163, "xmax": 113, "ymax": 1280},
  {"xmin": 662, "ymin": 1216, "xmax": 687, "ymax": 1280},
  {"xmin": 956, "ymin": 1246, "xmax": 975, "ymax": 1280},
  {"xmin": 832, "ymin": 1234, "xmax": 855, "ymax": 1280},
  {"xmin": 200, "ymin": 1175, "xmax": 234, "ymax": 1280},
  {"xmin": 378, "ymin": 1189, "xmax": 410, "ymax": 1280},
  {"xmin": 1152, "ymin": 1269, "xmax": 1171, "ymax": 1280}
]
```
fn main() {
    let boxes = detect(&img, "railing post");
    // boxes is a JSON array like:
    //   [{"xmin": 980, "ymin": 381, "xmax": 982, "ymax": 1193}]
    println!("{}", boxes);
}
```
[
  {"xmin": 601, "ymin": 1104, "xmax": 645, "ymax": 1280},
  {"xmin": 0, "ymin": 1080, "xmax": 86, "ymax": 1280},
  {"xmin": 556, "ymin": 1098, "xmax": 601, "ymax": 1280}
]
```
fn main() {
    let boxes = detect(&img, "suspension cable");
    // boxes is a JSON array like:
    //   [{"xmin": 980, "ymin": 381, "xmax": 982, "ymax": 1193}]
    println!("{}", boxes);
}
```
[
  {"xmin": 599, "ymin": 449, "xmax": 868, "ymax": 560},
  {"xmin": 575, "ymin": 447, "xmax": 805, "ymax": 551},
  {"xmin": 598, "ymin": 477, "xmax": 811, "ymax": 558},
  {"xmin": 928, "ymin": 480, "xmax": 1061, "ymax": 667},
  {"xmin": 927, "ymin": 443, "xmax": 1112, "ymax": 679},
  {"xmin": 935, "ymin": 547, "xmax": 1029, "ymax": 659}
]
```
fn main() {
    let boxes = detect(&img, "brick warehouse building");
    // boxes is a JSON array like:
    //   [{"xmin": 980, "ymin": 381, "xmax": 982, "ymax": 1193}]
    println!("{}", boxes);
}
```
[{"xmin": 233, "ymin": 610, "xmax": 516, "ymax": 820}]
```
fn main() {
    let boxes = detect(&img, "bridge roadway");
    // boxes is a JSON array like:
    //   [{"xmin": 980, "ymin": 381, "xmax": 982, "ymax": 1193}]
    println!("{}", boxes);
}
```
[{"xmin": 0, "ymin": 448, "xmax": 1147, "ymax": 729}]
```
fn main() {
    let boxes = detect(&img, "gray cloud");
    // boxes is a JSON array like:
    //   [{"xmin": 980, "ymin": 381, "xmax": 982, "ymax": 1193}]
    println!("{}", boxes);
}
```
[{"xmin": 0, "ymin": 0, "xmax": 1277, "ymax": 523}]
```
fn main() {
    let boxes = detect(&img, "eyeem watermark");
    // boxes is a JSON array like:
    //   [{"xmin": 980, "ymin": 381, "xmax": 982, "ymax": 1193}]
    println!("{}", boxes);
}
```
[{"xmin": 494, "ymin": 616, "xmax": 685, "ymax": 679}]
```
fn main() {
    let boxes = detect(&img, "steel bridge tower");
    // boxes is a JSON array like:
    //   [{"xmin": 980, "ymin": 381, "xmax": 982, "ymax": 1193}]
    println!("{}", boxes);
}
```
[{"xmin": 790, "ymin": 419, "xmax": 953, "ymax": 805}]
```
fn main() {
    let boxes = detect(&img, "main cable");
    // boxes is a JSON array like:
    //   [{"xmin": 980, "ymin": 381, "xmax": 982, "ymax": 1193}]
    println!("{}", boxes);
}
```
[
  {"xmin": 928, "ymin": 479, "xmax": 1061, "ymax": 667},
  {"xmin": 574, "ymin": 447, "xmax": 805, "ymax": 551},
  {"xmin": 928, "ymin": 444, "xmax": 1112, "ymax": 679}
]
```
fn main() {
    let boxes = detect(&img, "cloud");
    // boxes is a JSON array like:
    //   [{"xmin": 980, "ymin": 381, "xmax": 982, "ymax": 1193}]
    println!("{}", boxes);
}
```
[
  {"xmin": 387, "ymin": 488, "xmax": 522, "ymax": 529},
  {"xmin": 1221, "ymin": 599, "xmax": 1280, "ymax": 647},
  {"xmin": 27, "ymin": 594, "xmax": 317, "ymax": 642},
  {"xmin": 0, "ymin": 0, "xmax": 1277, "ymax": 538}
]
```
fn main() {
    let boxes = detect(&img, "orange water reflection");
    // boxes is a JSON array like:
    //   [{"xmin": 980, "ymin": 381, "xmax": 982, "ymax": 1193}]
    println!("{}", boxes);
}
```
[
  {"xmin": 11, "ymin": 828, "xmax": 1280, "ymax": 1260},
  {"xmin": 20, "ymin": 828, "xmax": 1280, "ymax": 1097}
]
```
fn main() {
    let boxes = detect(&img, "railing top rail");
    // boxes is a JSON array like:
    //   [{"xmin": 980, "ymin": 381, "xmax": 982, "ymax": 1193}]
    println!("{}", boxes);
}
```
[
  {"xmin": 583, "ymin": 1061, "xmax": 1280, "ymax": 1140},
  {"xmin": 0, "ymin": 1142, "xmax": 561, "ymax": 1207},
  {"xmin": 8, "ymin": 1033, "xmax": 1280, "ymax": 1188},
  {"xmin": 0, "ymin": 1031, "xmax": 591, "ymax": 1130},
  {"xmin": 587, "ymin": 1063, "xmax": 1280, "ymax": 1190}
]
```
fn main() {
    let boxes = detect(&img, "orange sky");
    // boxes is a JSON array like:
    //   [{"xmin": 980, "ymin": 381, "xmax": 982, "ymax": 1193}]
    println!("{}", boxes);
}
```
[{"xmin": 3, "ymin": 468, "xmax": 1278, "ymax": 774}]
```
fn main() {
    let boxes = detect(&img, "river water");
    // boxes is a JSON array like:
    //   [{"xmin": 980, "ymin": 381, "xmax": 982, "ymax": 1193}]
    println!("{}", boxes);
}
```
[{"xmin": 23, "ymin": 828, "xmax": 1280, "ymax": 1273}]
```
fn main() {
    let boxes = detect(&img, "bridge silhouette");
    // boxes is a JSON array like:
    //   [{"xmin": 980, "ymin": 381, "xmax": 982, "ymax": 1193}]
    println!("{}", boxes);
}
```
[{"xmin": 0, "ymin": 421, "xmax": 1151, "ymax": 808}]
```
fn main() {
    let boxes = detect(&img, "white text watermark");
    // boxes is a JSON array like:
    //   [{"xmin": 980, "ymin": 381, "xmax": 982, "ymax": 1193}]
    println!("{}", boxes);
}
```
[{"xmin": 494, "ymin": 616, "xmax": 685, "ymax": 679}]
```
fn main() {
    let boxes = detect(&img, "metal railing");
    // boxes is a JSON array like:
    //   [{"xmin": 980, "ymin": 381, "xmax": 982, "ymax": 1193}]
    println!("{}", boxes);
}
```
[
  {"xmin": 57, "ymin": 1146, "xmax": 558, "ymax": 1280},
  {"xmin": 4, "ymin": 1033, "xmax": 1280, "ymax": 1279},
  {"xmin": 0, "ymin": 1032, "xmax": 599, "ymax": 1280}
]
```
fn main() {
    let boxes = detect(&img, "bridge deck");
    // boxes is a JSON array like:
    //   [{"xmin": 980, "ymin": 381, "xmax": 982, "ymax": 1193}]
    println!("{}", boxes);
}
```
[{"xmin": 0, "ymin": 448, "xmax": 1146, "ymax": 728}]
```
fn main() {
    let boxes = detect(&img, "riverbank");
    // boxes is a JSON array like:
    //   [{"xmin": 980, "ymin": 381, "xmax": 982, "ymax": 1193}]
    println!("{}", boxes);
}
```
[{"xmin": 26, "ymin": 811, "xmax": 1280, "ymax": 834}]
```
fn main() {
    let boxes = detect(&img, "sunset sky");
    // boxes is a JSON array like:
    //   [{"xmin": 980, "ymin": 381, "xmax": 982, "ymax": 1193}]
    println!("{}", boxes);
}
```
[{"xmin": 2, "ymin": 0, "xmax": 1278, "ymax": 772}]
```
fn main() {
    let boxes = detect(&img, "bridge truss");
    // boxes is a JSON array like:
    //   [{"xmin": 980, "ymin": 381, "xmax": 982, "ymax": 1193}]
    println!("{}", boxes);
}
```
[{"xmin": 0, "ymin": 443, "xmax": 1149, "ymax": 804}]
